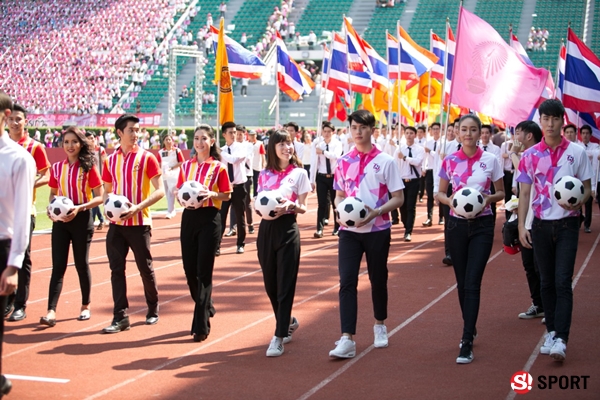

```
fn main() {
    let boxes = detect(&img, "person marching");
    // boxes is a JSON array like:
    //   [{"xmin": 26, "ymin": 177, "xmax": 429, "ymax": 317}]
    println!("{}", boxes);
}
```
[
  {"xmin": 517, "ymin": 100, "xmax": 592, "ymax": 362},
  {"xmin": 40, "ymin": 127, "xmax": 104, "ymax": 327},
  {"xmin": 579, "ymin": 125, "xmax": 599, "ymax": 233},
  {"xmin": 422, "ymin": 122, "xmax": 442, "ymax": 227},
  {"xmin": 0, "ymin": 92, "xmax": 36, "ymax": 398},
  {"xmin": 256, "ymin": 130, "xmax": 310, "ymax": 357},
  {"xmin": 178, "ymin": 124, "xmax": 231, "ymax": 342},
  {"xmin": 156, "ymin": 133, "xmax": 185, "ymax": 219},
  {"xmin": 437, "ymin": 114, "xmax": 504, "ymax": 364},
  {"xmin": 101, "ymin": 114, "xmax": 165, "ymax": 333},
  {"xmin": 89, "ymin": 132, "xmax": 108, "ymax": 230},
  {"xmin": 329, "ymin": 110, "xmax": 404, "ymax": 359},
  {"xmin": 5, "ymin": 104, "xmax": 51, "ymax": 322}
]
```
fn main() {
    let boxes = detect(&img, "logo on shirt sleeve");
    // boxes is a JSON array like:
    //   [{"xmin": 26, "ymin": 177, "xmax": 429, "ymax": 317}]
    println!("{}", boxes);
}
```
[
  {"xmin": 566, "ymin": 155, "xmax": 574, "ymax": 165},
  {"xmin": 373, "ymin": 163, "xmax": 381, "ymax": 172}
]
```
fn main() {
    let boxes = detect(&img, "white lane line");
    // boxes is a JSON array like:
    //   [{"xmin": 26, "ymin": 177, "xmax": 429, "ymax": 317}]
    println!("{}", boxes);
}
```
[
  {"xmin": 297, "ymin": 249, "xmax": 504, "ymax": 400},
  {"xmin": 505, "ymin": 232, "xmax": 600, "ymax": 400},
  {"xmin": 4, "ymin": 374, "xmax": 69, "ymax": 383},
  {"xmin": 83, "ymin": 233, "xmax": 447, "ymax": 400}
]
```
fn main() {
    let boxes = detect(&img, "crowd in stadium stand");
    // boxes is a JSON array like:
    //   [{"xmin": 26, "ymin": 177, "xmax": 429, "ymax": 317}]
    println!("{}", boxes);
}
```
[
  {"xmin": 526, "ymin": 26, "xmax": 549, "ymax": 52},
  {"xmin": 0, "ymin": 0, "xmax": 188, "ymax": 114}
]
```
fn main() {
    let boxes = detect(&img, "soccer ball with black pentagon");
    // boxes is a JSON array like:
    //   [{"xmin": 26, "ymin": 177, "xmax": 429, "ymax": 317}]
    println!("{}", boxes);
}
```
[
  {"xmin": 178, "ymin": 180, "xmax": 207, "ymax": 209},
  {"xmin": 452, "ymin": 187, "xmax": 484, "ymax": 219},
  {"xmin": 554, "ymin": 176, "xmax": 584, "ymax": 207},
  {"xmin": 47, "ymin": 196, "xmax": 74, "ymax": 222},
  {"xmin": 104, "ymin": 194, "xmax": 131, "ymax": 223},
  {"xmin": 254, "ymin": 190, "xmax": 283, "ymax": 220},
  {"xmin": 337, "ymin": 197, "xmax": 368, "ymax": 227}
]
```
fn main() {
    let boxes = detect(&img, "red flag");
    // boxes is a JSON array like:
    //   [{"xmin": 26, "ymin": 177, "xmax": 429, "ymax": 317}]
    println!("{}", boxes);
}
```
[{"xmin": 328, "ymin": 89, "xmax": 348, "ymax": 122}]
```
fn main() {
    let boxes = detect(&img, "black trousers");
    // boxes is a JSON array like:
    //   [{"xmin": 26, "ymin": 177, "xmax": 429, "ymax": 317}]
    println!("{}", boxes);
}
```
[
  {"xmin": 400, "ymin": 178, "xmax": 420, "ymax": 234},
  {"xmin": 583, "ymin": 195, "xmax": 593, "ymax": 229},
  {"xmin": 8, "ymin": 215, "xmax": 35, "ymax": 310},
  {"xmin": 181, "ymin": 207, "xmax": 221, "ymax": 336},
  {"xmin": 257, "ymin": 214, "xmax": 300, "ymax": 338},
  {"xmin": 520, "ymin": 233, "xmax": 543, "ymax": 310},
  {"xmin": 316, "ymin": 173, "xmax": 339, "ymax": 232},
  {"xmin": 418, "ymin": 175, "xmax": 426, "ymax": 199},
  {"xmin": 48, "ymin": 210, "xmax": 94, "ymax": 311},
  {"xmin": 231, "ymin": 177, "xmax": 253, "ymax": 228},
  {"xmin": 0, "ymin": 239, "xmax": 10, "ymax": 374},
  {"xmin": 253, "ymin": 169, "xmax": 261, "ymax": 197},
  {"xmin": 106, "ymin": 224, "xmax": 159, "ymax": 320},
  {"xmin": 446, "ymin": 215, "xmax": 495, "ymax": 342},
  {"xmin": 442, "ymin": 184, "xmax": 452, "ymax": 256},
  {"xmin": 338, "ymin": 228, "xmax": 391, "ymax": 334},
  {"xmin": 220, "ymin": 184, "xmax": 247, "ymax": 247},
  {"xmin": 424, "ymin": 169, "xmax": 440, "ymax": 220},
  {"xmin": 503, "ymin": 171, "xmax": 514, "ymax": 220}
]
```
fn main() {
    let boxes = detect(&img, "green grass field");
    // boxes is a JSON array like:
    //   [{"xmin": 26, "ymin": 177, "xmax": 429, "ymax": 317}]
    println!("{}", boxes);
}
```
[{"xmin": 34, "ymin": 185, "xmax": 170, "ymax": 231}]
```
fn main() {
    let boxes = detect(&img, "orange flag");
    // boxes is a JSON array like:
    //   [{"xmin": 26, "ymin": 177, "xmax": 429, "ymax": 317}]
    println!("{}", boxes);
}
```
[{"xmin": 215, "ymin": 18, "xmax": 234, "ymax": 125}]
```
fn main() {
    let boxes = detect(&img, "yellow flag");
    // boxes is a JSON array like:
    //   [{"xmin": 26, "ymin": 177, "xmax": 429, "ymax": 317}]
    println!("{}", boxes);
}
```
[
  {"xmin": 418, "ymin": 72, "xmax": 442, "ymax": 105},
  {"xmin": 215, "ymin": 19, "xmax": 234, "ymax": 125}
]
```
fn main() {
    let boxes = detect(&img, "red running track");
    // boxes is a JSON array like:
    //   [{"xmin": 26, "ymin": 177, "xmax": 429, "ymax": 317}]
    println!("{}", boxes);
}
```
[{"xmin": 4, "ymin": 194, "xmax": 600, "ymax": 399}]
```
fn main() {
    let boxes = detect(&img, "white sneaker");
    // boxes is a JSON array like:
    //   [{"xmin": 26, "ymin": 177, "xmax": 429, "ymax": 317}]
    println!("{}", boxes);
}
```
[
  {"xmin": 540, "ymin": 331, "xmax": 556, "ymax": 355},
  {"xmin": 550, "ymin": 338, "xmax": 566, "ymax": 362},
  {"xmin": 283, "ymin": 317, "xmax": 299, "ymax": 344},
  {"xmin": 329, "ymin": 336, "xmax": 356, "ymax": 358},
  {"xmin": 266, "ymin": 336, "xmax": 284, "ymax": 357},
  {"xmin": 373, "ymin": 324, "xmax": 388, "ymax": 348}
]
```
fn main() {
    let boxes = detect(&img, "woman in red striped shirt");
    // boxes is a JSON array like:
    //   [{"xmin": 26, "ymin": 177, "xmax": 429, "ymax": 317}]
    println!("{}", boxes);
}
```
[
  {"xmin": 40, "ymin": 127, "xmax": 104, "ymax": 327},
  {"xmin": 177, "ymin": 124, "xmax": 232, "ymax": 342}
]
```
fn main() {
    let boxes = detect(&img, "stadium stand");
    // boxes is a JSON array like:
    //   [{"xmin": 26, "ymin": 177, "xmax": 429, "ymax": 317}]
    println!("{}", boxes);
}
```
[
  {"xmin": 295, "ymin": 0, "xmax": 354, "ymax": 39},
  {"xmin": 363, "ymin": 2, "xmax": 407, "ymax": 56},
  {"xmin": 230, "ymin": 0, "xmax": 281, "ymax": 43},
  {"xmin": 592, "ymin": 2, "xmax": 600, "ymax": 55},
  {"xmin": 408, "ymin": 0, "xmax": 460, "ymax": 46},
  {"xmin": 473, "ymin": 0, "xmax": 524, "ymax": 42}
]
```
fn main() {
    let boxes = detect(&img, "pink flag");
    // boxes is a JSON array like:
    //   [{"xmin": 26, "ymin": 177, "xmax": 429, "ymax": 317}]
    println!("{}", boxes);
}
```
[{"xmin": 450, "ymin": 8, "xmax": 550, "ymax": 126}]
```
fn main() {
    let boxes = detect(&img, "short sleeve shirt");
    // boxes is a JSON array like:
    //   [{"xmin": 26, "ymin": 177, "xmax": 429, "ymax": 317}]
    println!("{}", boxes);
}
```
[
  {"xmin": 439, "ymin": 148, "xmax": 504, "ymax": 218},
  {"xmin": 49, "ymin": 160, "xmax": 102, "ymax": 205},
  {"xmin": 102, "ymin": 146, "xmax": 161, "ymax": 226},
  {"xmin": 177, "ymin": 157, "xmax": 232, "ymax": 209},
  {"xmin": 517, "ymin": 137, "xmax": 592, "ymax": 220},
  {"xmin": 257, "ymin": 165, "xmax": 311, "ymax": 215},
  {"xmin": 18, "ymin": 136, "xmax": 51, "ymax": 212},
  {"xmin": 334, "ymin": 146, "xmax": 404, "ymax": 233}
]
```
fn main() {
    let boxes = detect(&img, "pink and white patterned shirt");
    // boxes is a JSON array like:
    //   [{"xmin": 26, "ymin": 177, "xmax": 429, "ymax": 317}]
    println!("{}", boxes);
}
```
[
  {"xmin": 333, "ymin": 146, "xmax": 404, "ymax": 233},
  {"xmin": 517, "ymin": 137, "xmax": 592, "ymax": 220},
  {"xmin": 257, "ymin": 165, "xmax": 311, "ymax": 215},
  {"xmin": 439, "ymin": 148, "xmax": 504, "ymax": 218}
]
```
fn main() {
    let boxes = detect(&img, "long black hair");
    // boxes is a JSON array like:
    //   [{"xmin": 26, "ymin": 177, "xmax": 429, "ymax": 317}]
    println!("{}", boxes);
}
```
[
  {"xmin": 195, "ymin": 124, "xmax": 221, "ymax": 161},
  {"xmin": 265, "ymin": 130, "xmax": 302, "ymax": 171},
  {"xmin": 62, "ymin": 127, "xmax": 95, "ymax": 172}
]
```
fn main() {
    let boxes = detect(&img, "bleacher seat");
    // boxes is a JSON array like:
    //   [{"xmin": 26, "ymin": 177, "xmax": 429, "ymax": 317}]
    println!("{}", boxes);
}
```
[
  {"xmin": 408, "ymin": 0, "xmax": 460, "ymax": 47},
  {"xmin": 474, "ymin": 0, "xmax": 524, "ymax": 42},
  {"xmin": 363, "ymin": 3, "xmax": 407, "ymax": 56},
  {"xmin": 296, "ymin": 0, "xmax": 354, "ymax": 38}
]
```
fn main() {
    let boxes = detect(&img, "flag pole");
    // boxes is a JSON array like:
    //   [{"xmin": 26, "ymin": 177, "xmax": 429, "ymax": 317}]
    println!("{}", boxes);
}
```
[
  {"xmin": 317, "ymin": 41, "xmax": 333, "ymax": 137},
  {"xmin": 397, "ymin": 20, "xmax": 402, "ymax": 128},
  {"xmin": 555, "ymin": 38, "xmax": 564, "ymax": 99},
  {"xmin": 275, "ymin": 46, "xmax": 280, "ymax": 127},
  {"xmin": 439, "ymin": 18, "xmax": 451, "ymax": 159},
  {"xmin": 386, "ymin": 29, "xmax": 392, "ymax": 140},
  {"xmin": 343, "ymin": 16, "xmax": 353, "ymax": 101}
]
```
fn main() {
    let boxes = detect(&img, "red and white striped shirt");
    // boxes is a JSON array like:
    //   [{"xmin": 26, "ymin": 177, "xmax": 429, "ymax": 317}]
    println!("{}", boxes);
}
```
[
  {"xmin": 177, "ymin": 157, "xmax": 232, "ymax": 210},
  {"xmin": 101, "ymin": 145, "xmax": 161, "ymax": 226},
  {"xmin": 17, "ymin": 135, "xmax": 51, "ymax": 213},
  {"xmin": 49, "ymin": 160, "xmax": 102, "ymax": 205}
]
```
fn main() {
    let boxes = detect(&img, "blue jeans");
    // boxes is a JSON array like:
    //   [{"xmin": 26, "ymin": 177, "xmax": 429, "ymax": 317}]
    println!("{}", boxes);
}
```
[
  {"xmin": 92, "ymin": 206, "xmax": 104, "ymax": 223},
  {"xmin": 531, "ymin": 217, "xmax": 579, "ymax": 342},
  {"xmin": 446, "ymin": 215, "xmax": 495, "ymax": 342}
]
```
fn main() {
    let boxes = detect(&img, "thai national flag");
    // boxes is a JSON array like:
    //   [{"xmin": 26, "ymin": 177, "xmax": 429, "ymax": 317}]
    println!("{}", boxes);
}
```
[
  {"xmin": 210, "ymin": 26, "xmax": 265, "ymax": 79},
  {"xmin": 510, "ymin": 34, "xmax": 535, "ymax": 67},
  {"xmin": 363, "ymin": 38, "xmax": 389, "ymax": 92},
  {"xmin": 398, "ymin": 26, "xmax": 438, "ymax": 80},
  {"xmin": 563, "ymin": 28, "xmax": 600, "ymax": 113},
  {"xmin": 322, "ymin": 44, "xmax": 330, "ymax": 88},
  {"xmin": 275, "ymin": 32, "xmax": 315, "ymax": 101},
  {"xmin": 344, "ymin": 17, "xmax": 373, "ymax": 73},
  {"xmin": 443, "ymin": 24, "xmax": 456, "ymax": 106},
  {"xmin": 387, "ymin": 32, "xmax": 400, "ymax": 80},
  {"xmin": 326, "ymin": 33, "xmax": 372, "ymax": 94},
  {"xmin": 430, "ymin": 31, "xmax": 446, "ymax": 81}
]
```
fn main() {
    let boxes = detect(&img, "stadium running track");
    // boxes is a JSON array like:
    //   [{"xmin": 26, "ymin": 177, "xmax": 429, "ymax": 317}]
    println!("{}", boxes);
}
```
[{"xmin": 4, "ymin": 194, "xmax": 599, "ymax": 399}]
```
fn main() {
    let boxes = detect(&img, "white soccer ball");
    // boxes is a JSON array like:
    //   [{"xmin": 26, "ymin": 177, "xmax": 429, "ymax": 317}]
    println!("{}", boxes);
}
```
[
  {"xmin": 554, "ymin": 176, "xmax": 584, "ymax": 207},
  {"xmin": 336, "ymin": 197, "xmax": 368, "ymax": 227},
  {"xmin": 48, "ymin": 196, "xmax": 74, "ymax": 222},
  {"xmin": 255, "ymin": 190, "xmax": 284, "ymax": 220},
  {"xmin": 104, "ymin": 194, "xmax": 131, "ymax": 223},
  {"xmin": 452, "ymin": 187, "xmax": 485, "ymax": 219},
  {"xmin": 178, "ymin": 180, "xmax": 207, "ymax": 209}
]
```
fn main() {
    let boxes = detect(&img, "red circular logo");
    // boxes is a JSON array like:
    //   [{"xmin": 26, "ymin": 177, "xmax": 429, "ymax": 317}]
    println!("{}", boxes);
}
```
[{"xmin": 511, "ymin": 371, "xmax": 533, "ymax": 394}]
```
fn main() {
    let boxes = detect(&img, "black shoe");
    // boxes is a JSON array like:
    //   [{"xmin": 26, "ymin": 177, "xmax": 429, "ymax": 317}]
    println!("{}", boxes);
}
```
[
  {"xmin": 456, "ymin": 340, "xmax": 474, "ymax": 364},
  {"xmin": 248, "ymin": 226, "xmax": 255, "ymax": 234},
  {"xmin": 102, "ymin": 317, "xmax": 131, "ymax": 333},
  {"xmin": 314, "ymin": 230, "xmax": 323, "ymax": 238},
  {"xmin": 323, "ymin": 219, "xmax": 329, "ymax": 226},
  {"xmin": 224, "ymin": 229, "xmax": 236, "ymax": 237},
  {"xmin": 7, "ymin": 308, "xmax": 26, "ymax": 321},
  {"xmin": 4, "ymin": 302, "xmax": 14, "ymax": 319},
  {"xmin": 193, "ymin": 333, "xmax": 208, "ymax": 342},
  {"xmin": 442, "ymin": 255, "xmax": 453, "ymax": 266},
  {"xmin": 39, "ymin": 316, "xmax": 57, "ymax": 327},
  {"xmin": 209, "ymin": 300, "xmax": 216, "ymax": 317},
  {"xmin": 422, "ymin": 219, "xmax": 432, "ymax": 227},
  {"xmin": 392, "ymin": 219, "xmax": 400, "ymax": 225},
  {"xmin": 215, "ymin": 247, "xmax": 220, "ymax": 256},
  {"xmin": 584, "ymin": 227, "xmax": 591, "ymax": 233},
  {"xmin": 404, "ymin": 233, "xmax": 412, "ymax": 242},
  {"xmin": 332, "ymin": 230, "xmax": 339, "ymax": 236},
  {"xmin": 145, "ymin": 316, "xmax": 159, "ymax": 325},
  {"xmin": 0, "ymin": 375, "xmax": 12, "ymax": 397}
]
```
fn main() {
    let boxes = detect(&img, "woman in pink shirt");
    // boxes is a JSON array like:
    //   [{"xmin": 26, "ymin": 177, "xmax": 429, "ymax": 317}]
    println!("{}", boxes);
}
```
[{"xmin": 437, "ymin": 114, "xmax": 504, "ymax": 364}]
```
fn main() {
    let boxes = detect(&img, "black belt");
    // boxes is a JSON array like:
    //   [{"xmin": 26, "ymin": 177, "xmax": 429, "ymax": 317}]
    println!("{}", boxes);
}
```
[
  {"xmin": 403, "ymin": 178, "xmax": 419, "ymax": 183},
  {"xmin": 318, "ymin": 173, "xmax": 333, "ymax": 178},
  {"xmin": 233, "ymin": 183, "xmax": 245, "ymax": 187}
]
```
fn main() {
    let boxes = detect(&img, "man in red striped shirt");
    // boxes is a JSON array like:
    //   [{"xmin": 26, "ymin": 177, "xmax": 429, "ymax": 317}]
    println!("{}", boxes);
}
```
[
  {"xmin": 101, "ymin": 114, "xmax": 165, "ymax": 333},
  {"xmin": 5, "ymin": 104, "xmax": 51, "ymax": 322}
]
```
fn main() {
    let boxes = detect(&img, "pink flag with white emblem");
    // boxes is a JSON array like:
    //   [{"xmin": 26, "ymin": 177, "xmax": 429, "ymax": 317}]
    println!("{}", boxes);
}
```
[{"xmin": 450, "ymin": 8, "xmax": 549, "ymax": 126}]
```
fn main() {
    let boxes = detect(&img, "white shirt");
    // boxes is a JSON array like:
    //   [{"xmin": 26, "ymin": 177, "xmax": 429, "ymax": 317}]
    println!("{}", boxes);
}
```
[
  {"xmin": 444, "ymin": 139, "xmax": 461, "ymax": 156},
  {"xmin": 479, "ymin": 141, "xmax": 501, "ymax": 166},
  {"xmin": 0, "ymin": 133, "xmax": 36, "ymax": 267},
  {"xmin": 581, "ymin": 141, "xmax": 600, "ymax": 182},
  {"xmin": 241, "ymin": 140, "xmax": 254, "ymax": 176},
  {"xmin": 310, "ymin": 137, "xmax": 343, "ymax": 183},
  {"xmin": 500, "ymin": 141, "xmax": 514, "ymax": 171},
  {"xmin": 294, "ymin": 140, "xmax": 304, "ymax": 162},
  {"xmin": 423, "ymin": 138, "xmax": 441, "ymax": 170},
  {"xmin": 394, "ymin": 143, "xmax": 424, "ymax": 179},
  {"xmin": 251, "ymin": 140, "xmax": 265, "ymax": 171},
  {"xmin": 221, "ymin": 141, "xmax": 248, "ymax": 185}
]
